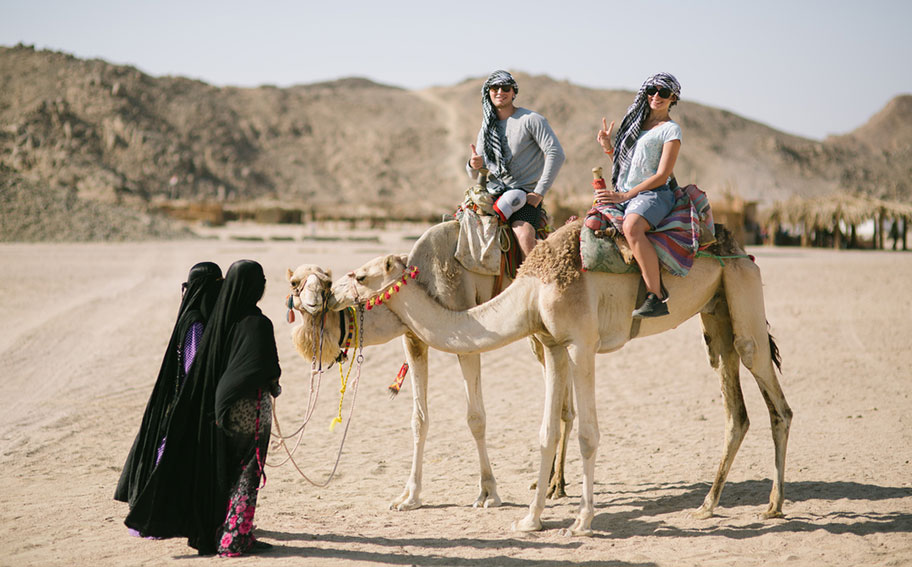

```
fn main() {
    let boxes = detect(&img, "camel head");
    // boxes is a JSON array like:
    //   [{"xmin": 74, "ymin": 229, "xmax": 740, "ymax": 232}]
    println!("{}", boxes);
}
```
[
  {"xmin": 330, "ymin": 253, "xmax": 410, "ymax": 310},
  {"xmin": 286, "ymin": 264, "xmax": 333, "ymax": 315}
]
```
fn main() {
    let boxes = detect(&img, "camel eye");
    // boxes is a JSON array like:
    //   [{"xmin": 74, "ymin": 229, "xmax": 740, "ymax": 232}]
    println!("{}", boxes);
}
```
[{"xmin": 355, "ymin": 274, "xmax": 366, "ymax": 283}]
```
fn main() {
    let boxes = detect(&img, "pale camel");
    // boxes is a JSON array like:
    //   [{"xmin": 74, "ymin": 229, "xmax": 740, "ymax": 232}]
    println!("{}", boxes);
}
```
[
  {"xmin": 330, "ymin": 220, "xmax": 793, "ymax": 535},
  {"xmin": 286, "ymin": 220, "xmax": 555, "ymax": 511}
]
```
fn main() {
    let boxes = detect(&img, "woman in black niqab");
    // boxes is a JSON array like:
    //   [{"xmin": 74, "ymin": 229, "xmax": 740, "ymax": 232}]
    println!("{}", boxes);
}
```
[
  {"xmin": 115, "ymin": 261, "xmax": 222, "ymax": 510},
  {"xmin": 125, "ymin": 259, "xmax": 281, "ymax": 556}
]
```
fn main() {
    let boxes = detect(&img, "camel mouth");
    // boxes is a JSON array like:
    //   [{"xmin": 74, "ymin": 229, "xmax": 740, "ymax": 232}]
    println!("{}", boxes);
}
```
[{"xmin": 328, "ymin": 279, "xmax": 357, "ymax": 310}]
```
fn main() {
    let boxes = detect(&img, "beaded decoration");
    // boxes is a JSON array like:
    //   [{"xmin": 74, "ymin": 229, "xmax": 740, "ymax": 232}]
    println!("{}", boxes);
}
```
[{"xmin": 364, "ymin": 266, "xmax": 420, "ymax": 310}]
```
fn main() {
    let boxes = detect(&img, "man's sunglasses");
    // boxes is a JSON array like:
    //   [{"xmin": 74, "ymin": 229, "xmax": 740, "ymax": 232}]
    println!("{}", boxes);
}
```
[
  {"xmin": 645, "ymin": 85, "xmax": 673, "ymax": 99},
  {"xmin": 489, "ymin": 84, "xmax": 514, "ymax": 93}
]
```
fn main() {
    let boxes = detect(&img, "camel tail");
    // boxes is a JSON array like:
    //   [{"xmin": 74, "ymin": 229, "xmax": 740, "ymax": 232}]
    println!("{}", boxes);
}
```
[{"xmin": 767, "ymin": 323, "xmax": 782, "ymax": 374}]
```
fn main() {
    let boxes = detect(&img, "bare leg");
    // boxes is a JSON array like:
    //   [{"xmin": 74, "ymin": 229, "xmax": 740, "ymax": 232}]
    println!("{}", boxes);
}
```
[
  {"xmin": 623, "ymin": 214, "xmax": 663, "ymax": 296},
  {"xmin": 512, "ymin": 221, "xmax": 537, "ymax": 259}
]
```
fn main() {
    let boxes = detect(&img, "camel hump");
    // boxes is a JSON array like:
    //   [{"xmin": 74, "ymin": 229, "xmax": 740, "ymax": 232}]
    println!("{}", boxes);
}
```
[{"xmin": 517, "ymin": 220, "xmax": 583, "ymax": 290}]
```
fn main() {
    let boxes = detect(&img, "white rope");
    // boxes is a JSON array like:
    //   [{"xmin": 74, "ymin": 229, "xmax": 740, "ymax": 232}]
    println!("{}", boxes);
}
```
[{"xmin": 266, "ymin": 305, "xmax": 365, "ymax": 488}]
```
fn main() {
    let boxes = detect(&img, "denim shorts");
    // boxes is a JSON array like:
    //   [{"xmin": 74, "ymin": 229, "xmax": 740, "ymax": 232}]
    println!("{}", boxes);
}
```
[{"xmin": 617, "ymin": 184, "xmax": 676, "ymax": 229}]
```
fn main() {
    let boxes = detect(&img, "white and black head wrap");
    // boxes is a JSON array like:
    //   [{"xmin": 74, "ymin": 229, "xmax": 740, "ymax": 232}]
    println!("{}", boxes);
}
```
[
  {"xmin": 481, "ymin": 70, "xmax": 519, "ymax": 179},
  {"xmin": 611, "ymin": 72, "xmax": 681, "ymax": 188}
]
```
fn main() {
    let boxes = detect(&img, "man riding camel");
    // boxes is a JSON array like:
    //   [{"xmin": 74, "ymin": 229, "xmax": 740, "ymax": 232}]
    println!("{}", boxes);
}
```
[{"xmin": 467, "ymin": 70, "xmax": 565, "ymax": 259}]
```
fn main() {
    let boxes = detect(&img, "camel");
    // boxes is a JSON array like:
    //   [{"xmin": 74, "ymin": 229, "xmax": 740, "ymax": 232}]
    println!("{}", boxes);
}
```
[
  {"xmin": 286, "ymin": 220, "xmax": 560, "ymax": 511},
  {"xmin": 330, "ymin": 220, "xmax": 793, "ymax": 535}
]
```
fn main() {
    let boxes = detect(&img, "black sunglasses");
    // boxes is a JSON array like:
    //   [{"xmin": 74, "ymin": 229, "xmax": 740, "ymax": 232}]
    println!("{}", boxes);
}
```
[
  {"xmin": 489, "ymin": 84, "xmax": 514, "ymax": 93},
  {"xmin": 645, "ymin": 85, "xmax": 673, "ymax": 99}
]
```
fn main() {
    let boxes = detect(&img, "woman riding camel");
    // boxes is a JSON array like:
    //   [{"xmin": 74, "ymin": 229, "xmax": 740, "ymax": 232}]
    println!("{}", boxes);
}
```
[{"xmin": 585, "ymin": 72, "xmax": 683, "ymax": 318}]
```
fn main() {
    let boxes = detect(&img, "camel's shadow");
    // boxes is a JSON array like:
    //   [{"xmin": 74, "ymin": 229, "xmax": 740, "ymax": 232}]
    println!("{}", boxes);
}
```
[
  {"xmin": 582, "ymin": 479, "xmax": 912, "ymax": 538},
  {"xmin": 245, "ymin": 531, "xmax": 649, "ymax": 567},
  {"xmin": 226, "ymin": 480, "xmax": 910, "ymax": 564}
]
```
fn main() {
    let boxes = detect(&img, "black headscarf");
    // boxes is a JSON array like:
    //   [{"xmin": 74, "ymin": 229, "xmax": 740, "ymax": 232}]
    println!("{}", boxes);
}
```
[
  {"xmin": 115, "ymin": 261, "xmax": 222, "ymax": 507},
  {"xmin": 125, "ymin": 259, "xmax": 281, "ymax": 555}
]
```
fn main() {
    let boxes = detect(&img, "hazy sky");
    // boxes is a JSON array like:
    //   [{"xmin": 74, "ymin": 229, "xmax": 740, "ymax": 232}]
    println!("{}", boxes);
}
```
[{"xmin": 3, "ymin": 0, "xmax": 910, "ymax": 140}]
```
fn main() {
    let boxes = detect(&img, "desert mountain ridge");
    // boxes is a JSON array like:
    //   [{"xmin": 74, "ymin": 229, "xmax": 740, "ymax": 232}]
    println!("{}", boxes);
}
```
[{"xmin": 1, "ymin": 44, "xmax": 910, "ymax": 240}]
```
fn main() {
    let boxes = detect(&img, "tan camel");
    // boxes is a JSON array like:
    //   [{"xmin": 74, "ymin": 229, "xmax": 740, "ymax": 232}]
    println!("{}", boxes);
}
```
[
  {"xmin": 330, "ymin": 220, "xmax": 793, "ymax": 535},
  {"xmin": 286, "ymin": 220, "xmax": 555, "ymax": 511}
]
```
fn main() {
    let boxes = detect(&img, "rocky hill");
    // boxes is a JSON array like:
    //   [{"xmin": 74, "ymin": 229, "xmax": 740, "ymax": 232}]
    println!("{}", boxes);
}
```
[{"xmin": 1, "ymin": 44, "xmax": 910, "ymax": 240}]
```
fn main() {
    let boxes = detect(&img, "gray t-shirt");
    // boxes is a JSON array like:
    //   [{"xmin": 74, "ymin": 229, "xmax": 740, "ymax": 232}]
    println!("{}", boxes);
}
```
[{"xmin": 468, "ymin": 107, "xmax": 565, "ymax": 197}]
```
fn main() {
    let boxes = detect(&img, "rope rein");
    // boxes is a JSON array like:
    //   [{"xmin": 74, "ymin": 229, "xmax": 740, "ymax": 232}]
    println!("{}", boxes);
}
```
[
  {"xmin": 267, "ymin": 303, "xmax": 366, "ymax": 488},
  {"xmin": 694, "ymin": 250, "xmax": 755, "ymax": 266}
]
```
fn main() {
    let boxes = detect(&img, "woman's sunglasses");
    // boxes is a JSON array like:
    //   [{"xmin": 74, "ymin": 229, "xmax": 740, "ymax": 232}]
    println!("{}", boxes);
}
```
[{"xmin": 645, "ymin": 85, "xmax": 673, "ymax": 99}]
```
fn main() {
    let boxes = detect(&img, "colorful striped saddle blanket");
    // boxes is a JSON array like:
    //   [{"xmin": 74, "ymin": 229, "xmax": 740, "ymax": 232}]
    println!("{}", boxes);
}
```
[{"xmin": 581, "ymin": 184, "xmax": 715, "ymax": 277}]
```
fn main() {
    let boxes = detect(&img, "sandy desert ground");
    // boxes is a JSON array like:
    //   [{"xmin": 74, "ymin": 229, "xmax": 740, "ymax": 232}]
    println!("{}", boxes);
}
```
[{"xmin": 1, "ymin": 223, "xmax": 910, "ymax": 566}]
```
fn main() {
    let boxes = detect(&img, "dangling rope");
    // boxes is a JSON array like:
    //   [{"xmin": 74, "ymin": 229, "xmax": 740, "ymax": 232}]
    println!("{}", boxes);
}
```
[
  {"xmin": 694, "ymin": 250, "xmax": 754, "ymax": 266},
  {"xmin": 267, "ymin": 305, "xmax": 366, "ymax": 488},
  {"xmin": 330, "ymin": 308, "xmax": 358, "ymax": 431},
  {"xmin": 270, "ymin": 303, "xmax": 329, "ymax": 443}
]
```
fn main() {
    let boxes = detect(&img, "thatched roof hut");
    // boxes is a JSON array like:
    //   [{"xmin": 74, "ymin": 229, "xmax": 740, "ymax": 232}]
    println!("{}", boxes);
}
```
[{"xmin": 763, "ymin": 194, "xmax": 912, "ymax": 249}]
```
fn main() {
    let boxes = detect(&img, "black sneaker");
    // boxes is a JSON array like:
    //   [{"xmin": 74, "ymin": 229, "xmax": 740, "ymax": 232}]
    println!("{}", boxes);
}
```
[{"xmin": 632, "ymin": 292, "xmax": 669, "ymax": 318}]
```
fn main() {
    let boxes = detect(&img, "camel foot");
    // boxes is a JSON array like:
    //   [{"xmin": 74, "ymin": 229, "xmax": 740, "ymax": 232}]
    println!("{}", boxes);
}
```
[
  {"xmin": 567, "ymin": 518, "xmax": 594, "ymax": 537},
  {"xmin": 473, "ymin": 492, "xmax": 502, "ymax": 509},
  {"xmin": 390, "ymin": 492, "xmax": 422, "ymax": 511},
  {"xmin": 512, "ymin": 515, "xmax": 542, "ymax": 532},
  {"xmin": 690, "ymin": 506, "xmax": 714, "ymax": 520},
  {"xmin": 545, "ymin": 480, "xmax": 567, "ymax": 500},
  {"xmin": 761, "ymin": 507, "xmax": 784, "ymax": 520}
]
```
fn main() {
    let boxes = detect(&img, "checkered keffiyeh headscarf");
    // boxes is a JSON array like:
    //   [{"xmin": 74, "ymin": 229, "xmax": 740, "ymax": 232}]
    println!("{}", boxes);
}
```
[
  {"xmin": 481, "ymin": 70, "xmax": 519, "ymax": 179},
  {"xmin": 611, "ymin": 72, "xmax": 681, "ymax": 189}
]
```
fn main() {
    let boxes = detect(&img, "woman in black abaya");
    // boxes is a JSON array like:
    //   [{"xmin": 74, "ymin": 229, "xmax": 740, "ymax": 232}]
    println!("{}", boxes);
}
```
[
  {"xmin": 125, "ymin": 259, "xmax": 281, "ymax": 556},
  {"xmin": 115, "ymin": 261, "xmax": 222, "ymax": 516}
]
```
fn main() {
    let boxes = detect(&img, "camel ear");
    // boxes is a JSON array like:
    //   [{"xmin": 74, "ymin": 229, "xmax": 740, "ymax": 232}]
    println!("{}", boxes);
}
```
[
  {"xmin": 384, "ymin": 254, "xmax": 401, "ymax": 274},
  {"xmin": 286, "ymin": 268, "xmax": 294, "ymax": 282}
]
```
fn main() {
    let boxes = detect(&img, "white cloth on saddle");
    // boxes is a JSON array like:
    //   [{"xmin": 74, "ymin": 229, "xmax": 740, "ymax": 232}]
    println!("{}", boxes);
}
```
[{"xmin": 455, "ymin": 208, "xmax": 503, "ymax": 275}]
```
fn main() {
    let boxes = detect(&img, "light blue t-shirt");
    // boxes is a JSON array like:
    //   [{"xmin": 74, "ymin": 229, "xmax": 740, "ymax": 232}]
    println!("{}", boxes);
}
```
[{"xmin": 617, "ymin": 120, "xmax": 682, "ymax": 192}]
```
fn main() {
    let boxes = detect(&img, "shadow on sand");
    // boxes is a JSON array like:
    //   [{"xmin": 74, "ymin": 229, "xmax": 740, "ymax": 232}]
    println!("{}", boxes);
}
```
[{"xmin": 205, "ymin": 479, "xmax": 909, "ymax": 565}]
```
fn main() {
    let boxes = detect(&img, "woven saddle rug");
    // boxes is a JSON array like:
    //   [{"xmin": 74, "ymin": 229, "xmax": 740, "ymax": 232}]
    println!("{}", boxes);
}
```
[{"xmin": 581, "ymin": 184, "xmax": 715, "ymax": 277}]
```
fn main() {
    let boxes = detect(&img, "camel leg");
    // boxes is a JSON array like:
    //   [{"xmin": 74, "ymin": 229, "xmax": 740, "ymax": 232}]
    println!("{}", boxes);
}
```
[
  {"xmin": 528, "ymin": 336, "xmax": 573, "ymax": 499},
  {"xmin": 513, "ymin": 343, "xmax": 568, "ymax": 532},
  {"xmin": 456, "ymin": 352, "xmax": 501, "ymax": 508},
  {"xmin": 694, "ymin": 302, "xmax": 749, "ymax": 519},
  {"xmin": 723, "ymin": 261, "xmax": 792, "ymax": 519},
  {"xmin": 391, "ymin": 333, "xmax": 429, "ymax": 511},
  {"xmin": 548, "ymin": 379, "xmax": 574, "ymax": 499},
  {"xmin": 566, "ymin": 342, "xmax": 598, "ymax": 536}
]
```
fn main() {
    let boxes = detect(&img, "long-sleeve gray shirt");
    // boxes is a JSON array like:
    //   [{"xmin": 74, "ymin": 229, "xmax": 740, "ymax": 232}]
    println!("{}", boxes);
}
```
[{"xmin": 467, "ymin": 107, "xmax": 565, "ymax": 197}]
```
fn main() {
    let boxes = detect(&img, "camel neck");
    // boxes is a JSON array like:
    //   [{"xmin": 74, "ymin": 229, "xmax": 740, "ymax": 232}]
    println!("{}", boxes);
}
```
[{"xmin": 376, "ymin": 277, "xmax": 539, "ymax": 354}]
